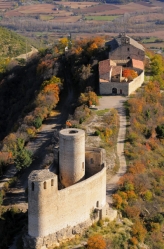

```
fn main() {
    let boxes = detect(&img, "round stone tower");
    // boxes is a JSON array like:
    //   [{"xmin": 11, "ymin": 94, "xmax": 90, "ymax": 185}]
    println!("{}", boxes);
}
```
[
  {"xmin": 59, "ymin": 128, "xmax": 85, "ymax": 187},
  {"xmin": 28, "ymin": 169, "xmax": 57, "ymax": 238}
]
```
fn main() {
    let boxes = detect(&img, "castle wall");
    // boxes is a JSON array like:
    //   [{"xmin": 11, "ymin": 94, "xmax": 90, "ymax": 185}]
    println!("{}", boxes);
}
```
[
  {"xmin": 128, "ymin": 71, "xmax": 144, "ymax": 95},
  {"xmin": 28, "ymin": 167, "xmax": 106, "ymax": 239},
  {"xmin": 109, "ymin": 44, "xmax": 145, "ymax": 61},
  {"xmin": 59, "ymin": 129, "xmax": 85, "ymax": 187},
  {"xmin": 85, "ymin": 147, "xmax": 106, "ymax": 176},
  {"xmin": 99, "ymin": 81, "xmax": 129, "ymax": 95},
  {"xmin": 99, "ymin": 71, "xmax": 144, "ymax": 96},
  {"xmin": 53, "ymin": 166, "xmax": 106, "ymax": 233}
]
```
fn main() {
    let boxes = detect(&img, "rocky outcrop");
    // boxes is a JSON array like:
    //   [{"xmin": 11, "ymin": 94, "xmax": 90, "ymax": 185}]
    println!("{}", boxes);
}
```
[{"xmin": 23, "ymin": 220, "xmax": 92, "ymax": 249}]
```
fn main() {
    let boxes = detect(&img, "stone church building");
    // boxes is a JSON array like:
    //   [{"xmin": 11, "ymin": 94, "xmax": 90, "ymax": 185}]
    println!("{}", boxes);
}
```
[{"xmin": 99, "ymin": 33, "xmax": 145, "ymax": 96}]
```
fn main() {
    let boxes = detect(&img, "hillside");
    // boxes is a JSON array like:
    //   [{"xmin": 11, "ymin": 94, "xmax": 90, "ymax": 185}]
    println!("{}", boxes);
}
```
[
  {"xmin": 0, "ymin": 26, "xmax": 31, "ymax": 59},
  {"xmin": 0, "ymin": 35, "xmax": 164, "ymax": 248}
]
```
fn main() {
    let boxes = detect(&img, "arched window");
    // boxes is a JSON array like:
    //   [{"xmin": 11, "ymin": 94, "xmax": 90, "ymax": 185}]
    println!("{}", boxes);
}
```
[
  {"xmin": 51, "ymin": 179, "xmax": 54, "ymax": 186},
  {"xmin": 44, "ymin": 181, "xmax": 47, "ymax": 189},
  {"xmin": 90, "ymin": 158, "xmax": 94, "ymax": 164},
  {"xmin": 96, "ymin": 201, "xmax": 99, "ymax": 207},
  {"xmin": 32, "ymin": 182, "xmax": 34, "ymax": 191}
]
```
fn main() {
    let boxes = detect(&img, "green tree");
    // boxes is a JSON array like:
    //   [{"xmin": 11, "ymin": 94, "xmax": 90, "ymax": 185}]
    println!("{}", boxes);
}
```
[
  {"xmin": 155, "ymin": 124, "xmax": 164, "ymax": 138},
  {"xmin": 0, "ymin": 190, "xmax": 3, "ymax": 206},
  {"xmin": 13, "ymin": 138, "xmax": 32, "ymax": 171},
  {"xmin": 151, "ymin": 55, "xmax": 164, "ymax": 76},
  {"xmin": 33, "ymin": 116, "xmax": 42, "ymax": 129},
  {"xmin": 14, "ymin": 148, "xmax": 32, "ymax": 171}
]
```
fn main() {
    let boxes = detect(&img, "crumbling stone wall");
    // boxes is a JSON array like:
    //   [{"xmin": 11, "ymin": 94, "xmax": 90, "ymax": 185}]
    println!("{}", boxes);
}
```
[{"xmin": 85, "ymin": 147, "xmax": 106, "ymax": 177}]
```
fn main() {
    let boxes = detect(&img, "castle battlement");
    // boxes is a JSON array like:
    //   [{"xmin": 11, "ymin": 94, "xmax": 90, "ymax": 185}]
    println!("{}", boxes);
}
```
[{"xmin": 25, "ymin": 129, "xmax": 114, "ymax": 249}]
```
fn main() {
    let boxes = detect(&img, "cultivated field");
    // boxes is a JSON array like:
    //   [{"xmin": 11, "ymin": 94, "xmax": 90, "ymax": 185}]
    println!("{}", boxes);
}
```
[
  {"xmin": 59, "ymin": 1, "xmax": 100, "ymax": 9},
  {"xmin": 0, "ymin": 0, "xmax": 164, "ymax": 50},
  {"xmin": 85, "ymin": 15, "xmax": 119, "ymax": 21},
  {"xmin": 0, "ymin": 0, "xmax": 14, "ymax": 9}
]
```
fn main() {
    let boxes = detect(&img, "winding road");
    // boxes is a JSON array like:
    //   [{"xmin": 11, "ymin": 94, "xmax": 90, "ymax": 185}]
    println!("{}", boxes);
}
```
[
  {"xmin": 98, "ymin": 96, "xmax": 127, "ymax": 205},
  {"xmin": 2, "ymin": 95, "xmax": 127, "ymax": 209}
]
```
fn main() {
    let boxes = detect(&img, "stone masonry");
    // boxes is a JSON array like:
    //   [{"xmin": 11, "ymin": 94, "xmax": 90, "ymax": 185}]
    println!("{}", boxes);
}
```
[{"xmin": 25, "ymin": 129, "xmax": 116, "ymax": 249}]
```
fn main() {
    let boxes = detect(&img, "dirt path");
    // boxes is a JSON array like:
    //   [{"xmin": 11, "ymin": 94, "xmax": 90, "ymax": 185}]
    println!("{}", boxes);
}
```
[
  {"xmin": 2, "ymin": 90, "xmax": 73, "ymax": 209},
  {"xmin": 14, "ymin": 46, "xmax": 38, "ymax": 60},
  {"xmin": 2, "ymin": 93, "xmax": 127, "ymax": 210},
  {"xmin": 98, "ymin": 96, "xmax": 127, "ymax": 205}
]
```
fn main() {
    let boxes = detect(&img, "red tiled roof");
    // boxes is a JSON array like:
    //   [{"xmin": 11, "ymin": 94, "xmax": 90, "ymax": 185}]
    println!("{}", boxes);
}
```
[
  {"xmin": 132, "ymin": 59, "xmax": 144, "ymax": 70},
  {"xmin": 100, "ymin": 73, "xmax": 109, "ymax": 81},
  {"xmin": 99, "ymin": 59, "xmax": 110, "ymax": 75}
]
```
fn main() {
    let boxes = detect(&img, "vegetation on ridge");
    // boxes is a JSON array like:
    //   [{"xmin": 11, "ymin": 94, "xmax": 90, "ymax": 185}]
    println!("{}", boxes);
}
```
[{"xmin": 1, "ymin": 31, "xmax": 164, "ymax": 249}]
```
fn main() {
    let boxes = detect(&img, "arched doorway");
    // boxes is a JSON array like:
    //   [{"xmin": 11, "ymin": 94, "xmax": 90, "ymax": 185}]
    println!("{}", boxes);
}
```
[{"xmin": 112, "ymin": 88, "xmax": 117, "ymax": 94}]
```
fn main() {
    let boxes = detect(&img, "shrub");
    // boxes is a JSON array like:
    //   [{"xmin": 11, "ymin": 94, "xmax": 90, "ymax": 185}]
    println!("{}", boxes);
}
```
[
  {"xmin": 144, "ymin": 190, "xmax": 153, "ymax": 201},
  {"xmin": 14, "ymin": 149, "xmax": 32, "ymax": 171},
  {"xmin": 33, "ymin": 116, "xmax": 42, "ymax": 129},
  {"xmin": 0, "ymin": 190, "xmax": 4, "ymax": 205},
  {"xmin": 78, "ymin": 91, "xmax": 99, "ymax": 107},
  {"xmin": 97, "ymin": 219, "xmax": 104, "ymax": 227},
  {"xmin": 155, "ymin": 124, "xmax": 164, "ymax": 138},
  {"xmin": 94, "ymin": 130, "xmax": 100, "ymax": 136},
  {"xmin": 87, "ymin": 234, "xmax": 106, "ymax": 249},
  {"xmin": 79, "ymin": 117, "xmax": 85, "ymax": 124}
]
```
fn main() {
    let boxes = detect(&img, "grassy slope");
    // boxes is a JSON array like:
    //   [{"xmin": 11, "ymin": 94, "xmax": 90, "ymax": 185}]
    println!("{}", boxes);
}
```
[
  {"xmin": 0, "ymin": 26, "xmax": 31, "ymax": 59},
  {"xmin": 85, "ymin": 15, "xmax": 120, "ymax": 21}
]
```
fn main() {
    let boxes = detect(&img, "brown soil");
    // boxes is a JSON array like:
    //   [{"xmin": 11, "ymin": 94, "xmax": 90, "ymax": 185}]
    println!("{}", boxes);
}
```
[
  {"xmin": 60, "ymin": 1, "xmax": 99, "ymax": 9},
  {"xmin": 75, "ymin": 4, "xmax": 119, "ymax": 14}
]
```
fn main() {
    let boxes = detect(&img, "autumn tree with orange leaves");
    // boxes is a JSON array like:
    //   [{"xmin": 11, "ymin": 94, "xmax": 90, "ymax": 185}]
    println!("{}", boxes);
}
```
[
  {"xmin": 113, "ymin": 79, "xmax": 164, "ymax": 247},
  {"xmin": 87, "ymin": 235, "xmax": 106, "ymax": 249},
  {"xmin": 123, "ymin": 69, "xmax": 138, "ymax": 80}
]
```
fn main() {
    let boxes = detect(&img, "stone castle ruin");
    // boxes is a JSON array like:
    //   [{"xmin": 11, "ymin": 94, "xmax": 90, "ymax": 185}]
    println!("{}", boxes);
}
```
[{"xmin": 24, "ymin": 128, "xmax": 116, "ymax": 249}]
